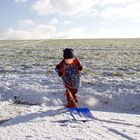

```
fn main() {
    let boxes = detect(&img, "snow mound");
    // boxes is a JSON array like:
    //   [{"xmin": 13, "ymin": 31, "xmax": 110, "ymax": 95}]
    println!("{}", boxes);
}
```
[
  {"xmin": 12, "ymin": 88, "xmax": 43, "ymax": 105},
  {"xmin": 0, "ymin": 74, "xmax": 140, "ymax": 112}
]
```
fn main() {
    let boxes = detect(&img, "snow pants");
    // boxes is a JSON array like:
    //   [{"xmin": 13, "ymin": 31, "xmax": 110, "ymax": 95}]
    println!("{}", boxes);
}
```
[{"xmin": 65, "ymin": 87, "xmax": 78, "ymax": 108}]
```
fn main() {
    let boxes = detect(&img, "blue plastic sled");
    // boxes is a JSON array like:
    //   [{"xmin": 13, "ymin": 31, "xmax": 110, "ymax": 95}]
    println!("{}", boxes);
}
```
[{"xmin": 69, "ymin": 108, "xmax": 94, "ymax": 121}]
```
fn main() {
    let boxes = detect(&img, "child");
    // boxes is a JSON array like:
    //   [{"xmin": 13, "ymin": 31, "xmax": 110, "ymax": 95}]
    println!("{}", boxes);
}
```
[{"xmin": 56, "ymin": 48, "xmax": 83, "ymax": 108}]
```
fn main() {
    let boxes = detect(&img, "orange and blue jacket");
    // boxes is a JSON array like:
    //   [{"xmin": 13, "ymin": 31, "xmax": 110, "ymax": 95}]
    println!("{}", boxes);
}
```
[{"xmin": 56, "ymin": 57, "xmax": 83, "ymax": 89}]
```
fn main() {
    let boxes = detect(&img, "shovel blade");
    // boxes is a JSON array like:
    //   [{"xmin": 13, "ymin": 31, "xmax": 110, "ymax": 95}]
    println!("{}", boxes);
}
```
[{"xmin": 69, "ymin": 108, "xmax": 94, "ymax": 121}]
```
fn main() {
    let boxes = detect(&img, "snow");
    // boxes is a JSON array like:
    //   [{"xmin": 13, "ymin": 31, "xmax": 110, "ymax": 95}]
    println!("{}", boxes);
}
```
[
  {"xmin": 0, "ymin": 73, "xmax": 140, "ymax": 140},
  {"xmin": 0, "ymin": 39, "xmax": 140, "ymax": 139}
]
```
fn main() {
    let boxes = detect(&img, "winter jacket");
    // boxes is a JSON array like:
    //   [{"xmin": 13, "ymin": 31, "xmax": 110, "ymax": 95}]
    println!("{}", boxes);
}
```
[{"xmin": 56, "ymin": 57, "xmax": 83, "ymax": 89}]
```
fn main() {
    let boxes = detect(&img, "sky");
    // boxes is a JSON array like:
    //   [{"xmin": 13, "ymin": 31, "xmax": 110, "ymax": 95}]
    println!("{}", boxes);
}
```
[{"xmin": 0, "ymin": 0, "xmax": 140, "ymax": 39}]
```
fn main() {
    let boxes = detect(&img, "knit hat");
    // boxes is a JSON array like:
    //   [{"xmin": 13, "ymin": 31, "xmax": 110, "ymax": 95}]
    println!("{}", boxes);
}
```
[{"xmin": 63, "ymin": 48, "xmax": 75, "ymax": 59}]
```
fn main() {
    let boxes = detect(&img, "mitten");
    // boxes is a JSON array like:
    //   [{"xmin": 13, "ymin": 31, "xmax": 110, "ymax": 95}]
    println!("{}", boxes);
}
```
[
  {"xmin": 58, "ymin": 71, "xmax": 62, "ymax": 77},
  {"xmin": 55, "ymin": 68, "xmax": 62, "ymax": 77}
]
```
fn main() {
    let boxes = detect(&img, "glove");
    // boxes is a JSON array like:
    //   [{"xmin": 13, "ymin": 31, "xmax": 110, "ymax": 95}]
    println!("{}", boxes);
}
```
[
  {"xmin": 55, "ymin": 68, "xmax": 62, "ymax": 77},
  {"xmin": 58, "ymin": 71, "xmax": 62, "ymax": 77}
]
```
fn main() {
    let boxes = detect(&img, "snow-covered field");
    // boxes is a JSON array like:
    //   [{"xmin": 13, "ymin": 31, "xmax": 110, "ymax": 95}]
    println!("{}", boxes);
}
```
[{"xmin": 0, "ymin": 39, "xmax": 140, "ymax": 140}]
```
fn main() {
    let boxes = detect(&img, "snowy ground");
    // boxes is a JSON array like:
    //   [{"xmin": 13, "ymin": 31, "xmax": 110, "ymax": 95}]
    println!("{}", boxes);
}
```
[
  {"xmin": 0, "ymin": 73, "xmax": 140, "ymax": 140},
  {"xmin": 1, "ymin": 104, "xmax": 140, "ymax": 140},
  {"xmin": 0, "ymin": 39, "xmax": 140, "ymax": 140}
]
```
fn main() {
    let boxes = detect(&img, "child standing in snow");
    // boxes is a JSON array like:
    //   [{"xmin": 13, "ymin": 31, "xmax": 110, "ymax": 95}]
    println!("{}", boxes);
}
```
[{"xmin": 56, "ymin": 48, "xmax": 83, "ymax": 108}]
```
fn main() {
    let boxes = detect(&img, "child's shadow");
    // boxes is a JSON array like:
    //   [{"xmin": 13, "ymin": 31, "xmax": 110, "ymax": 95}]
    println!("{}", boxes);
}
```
[{"xmin": 1, "ymin": 108, "xmax": 66, "ymax": 127}]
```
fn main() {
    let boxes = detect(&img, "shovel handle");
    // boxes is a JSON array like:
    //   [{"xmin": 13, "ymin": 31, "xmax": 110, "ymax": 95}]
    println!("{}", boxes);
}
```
[{"xmin": 66, "ymin": 88, "xmax": 78, "ymax": 108}]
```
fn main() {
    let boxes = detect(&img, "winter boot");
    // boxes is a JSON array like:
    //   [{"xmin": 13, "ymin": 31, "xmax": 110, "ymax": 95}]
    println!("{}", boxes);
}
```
[{"xmin": 65, "ymin": 101, "xmax": 77, "ymax": 108}]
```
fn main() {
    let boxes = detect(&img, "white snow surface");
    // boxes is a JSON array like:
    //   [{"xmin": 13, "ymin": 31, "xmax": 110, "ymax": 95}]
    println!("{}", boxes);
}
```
[{"xmin": 0, "ymin": 73, "xmax": 140, "ymax": 140}]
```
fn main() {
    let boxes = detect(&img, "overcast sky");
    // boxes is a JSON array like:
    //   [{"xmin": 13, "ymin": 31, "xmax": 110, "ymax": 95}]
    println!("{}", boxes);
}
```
[{"xmin": 0, "ymin": 0, "xmax": 140, "ymax": 39}]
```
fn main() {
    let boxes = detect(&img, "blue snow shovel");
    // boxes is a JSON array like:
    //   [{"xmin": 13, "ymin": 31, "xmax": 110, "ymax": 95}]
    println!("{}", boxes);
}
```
[{"xmin": 66, "ymin": 88, "xmax": 94, "ymax": 121}]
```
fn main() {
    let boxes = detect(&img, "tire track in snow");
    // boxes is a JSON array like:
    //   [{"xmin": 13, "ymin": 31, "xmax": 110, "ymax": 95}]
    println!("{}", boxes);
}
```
[
  {"xmin": 92, "ymin": 119, "xmax": 136, "ymax": 140},
  {"xmin": 76, "ymin": 120, "xmax": 122, "ymax": 140},
  {"xmin": 88, "ymin": 121, "xmax": 122, "ymax": 140},
  {"xmin": 108, "ymin": 128, "xmax": 136, "ymax": 140}
]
